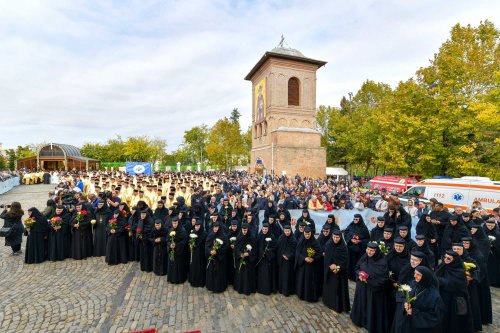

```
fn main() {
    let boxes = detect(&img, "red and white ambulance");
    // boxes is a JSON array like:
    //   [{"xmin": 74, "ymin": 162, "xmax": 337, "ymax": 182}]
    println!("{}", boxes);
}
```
[
  {"xmin": 363, "ymin": 175, "xmax": 419, "ymax": 194},
  {"xmin": 399, "ymin": 176, "xmax": 500, "ymax": 213}
]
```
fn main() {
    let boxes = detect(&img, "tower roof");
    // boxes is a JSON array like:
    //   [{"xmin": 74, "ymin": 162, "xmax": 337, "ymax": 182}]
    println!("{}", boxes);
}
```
[{"xmin": 244, "ymin": 45, "xmax": 326, "ymax": 81}]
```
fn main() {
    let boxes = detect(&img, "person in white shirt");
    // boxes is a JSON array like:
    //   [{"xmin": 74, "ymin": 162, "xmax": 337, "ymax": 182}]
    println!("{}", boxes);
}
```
[{"xmin": 404, "ymin": 200, "xmax": 418, "ymax": 217}]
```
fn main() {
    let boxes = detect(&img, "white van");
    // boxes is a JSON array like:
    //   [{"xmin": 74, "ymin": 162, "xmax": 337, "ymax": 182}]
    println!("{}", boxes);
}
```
[{"xmin": 399, "ymin": 176, "xmax": 500, "ymax": 213}]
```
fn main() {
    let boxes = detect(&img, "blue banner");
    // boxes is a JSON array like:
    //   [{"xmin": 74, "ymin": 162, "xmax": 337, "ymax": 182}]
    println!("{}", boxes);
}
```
[{"xmin": 125, "ymin": 162, "xmax": 152, "ymax": 176}]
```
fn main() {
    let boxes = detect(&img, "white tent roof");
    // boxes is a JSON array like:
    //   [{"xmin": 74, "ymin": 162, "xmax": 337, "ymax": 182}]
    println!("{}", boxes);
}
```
[{"xmin": 326, "ymin": 167, "xmax": 348, "ymax": 176}]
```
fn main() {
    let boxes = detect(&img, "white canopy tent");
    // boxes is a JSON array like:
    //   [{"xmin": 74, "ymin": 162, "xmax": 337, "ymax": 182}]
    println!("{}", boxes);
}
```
[{"xmin": 326, "ymin": 167, "xmax": 348, "ymax": 180}]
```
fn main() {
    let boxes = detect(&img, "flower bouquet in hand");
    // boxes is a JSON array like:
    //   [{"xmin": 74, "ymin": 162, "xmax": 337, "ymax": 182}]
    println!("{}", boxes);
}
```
[
  {"xmin": 464, "ymin": 262, "xmax": 477, "ymax": 281},
  {"xmin": 488, "ymin": 235, "xmax": 496, "ymax": 246},
  {"xmin": 207, "ymin": 238, "xmax": 224, "ymax": 268},
  {"xmin": 230, "ymin": 236, "xmax": 237, "ymax": 267},
  {"xmin": 306, "ymin": 247, "xmax": 316, "ymax": 258},
  {"xmin": 50, "ymin": 217, "xmax": 63, "ymax": 230},
  {"xmin": 239, "ymin": 244, "xmax": 252, "ymax": 272},
  {"xmin": 75, "ymin": 210, "xmax": 88, "ymax": 223},
  {"xmin": 136, "ymin": 228, "xmax": 143, "ymax": 240},
  {"xmin": 257, "ymin": 237, "xmax": 272, "ymax": 266},
  {"xmin": 108, "ymin": 218, "xmax": 117, "ymax": 231},
  {"xmin": 125, "ymin": 225, "xmax": 131, "ymax": 237},
  {"xmin": 358, "ymin": 271, "xmax": 369, "ymax": 283},
  {"xmin": 169, "ymin": 231, "xmax": 176, "ymax": 262},
  {"xmin": 378, "ymin": 241, "xmax": 389, "ymax": 255},
  {"xmin": 24, "ymin": 217, "xmax": 36, "ymax": 230},
  {"xmin": 189, "ymin": 232, "xmax": 198, "ymax": 264}
]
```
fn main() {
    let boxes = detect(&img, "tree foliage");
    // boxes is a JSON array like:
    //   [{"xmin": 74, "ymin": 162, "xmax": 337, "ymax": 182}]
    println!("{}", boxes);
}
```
[
  {"xmin": 319, "ymin": 21, "xmax": 499, "ymax": 179},
  {"xmin": 81, "ymin": 136, "xmax": 167, "ymax": 162}
]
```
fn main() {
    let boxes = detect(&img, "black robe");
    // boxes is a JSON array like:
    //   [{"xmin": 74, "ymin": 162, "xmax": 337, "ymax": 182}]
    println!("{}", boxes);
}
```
[
  {"xmin": 399, "ymin": 270, "xmax": 444, "ymax": 333},
  {"xmin": 440, "ymin": 222, "xmax": 471, "ymax": 252},
  {"xmin": 105, "ymin": 215, "xmax": 128, "ymax": 265},
  {"xmin": 323, "ymin": 237, "xmax": 350, "ymax": 312},
  {"xmin": 268, "ymin": 220, "xmax": 283, "ymax": 240},
  {"xmin": 370, "ymin": 225, "xmax": 385, "ymax": 242},
  {"xmin": 483, "ymin": 224, "xmax": 500, "ymax": 287},
  {"xmin": 276, "ymin": 232, "xmax": 297, "ymax": 296},
  {"xmin": 350, "ymin": 248, "xmax": 391, "ymax": 333},
  {"xmin": 344, "ymin": 218, "xmax": 370, "ymax": 280},
  {"xmin": 416, "ymin": 214, "xmax": 439, "ymax": 266},
  {"xmin": 138, "ymin": 216, "xmax": 154, "ymax": 272},
  {"xmin": 467, "ymin": 242, "xmax": 492, "ymax": 326},
  {"xmin": 435, "ymin": 255, "xmax": 473, "ymax": 333},
  {"xmin": 415, "ymin": 240, "xmax": 436, "ymax": 270},
  {"xmin": 167, "ymin": 225, "xmax": 188, "ymax": 283},
  {"xmin": 48, "ymin": 210, "xmax": 71, "ymax": 261},
  {"xmin": 391, "ymin": 262, "xmax": 430, "ymax": 333},
  {"xmin": 150, "ymin": 225, "xmax": 168, "ymax": 276},
  {"xmin": 93, "ymin": 204, "xmax": 111, "ymax": 257},
  {"xmin": 256, "ymin": 232, "xmax": 278, "ymax": 295},
  {"xmin": 296, "ymin": 212, "xmax": 316, "ymax": 234},
  {"xmin": 24, "ymin": 208, "xmax": 49, "ymax": 264},
  {"xmin": 227, "ymin": 229, "xmax": 239, "ymax": 285},
  {"xmin": 127, "ymin": 213, "xmax": 141, "ymax": 262},
  {"xmin": 294, "ymin": 236, "xmax": 322, "ymax": 302},
  {"xmin": 70, "ymin": 210, "xmax": 93, "ymax": 260},
  {"xmin": 188, "ymin": 228, "xmax": 207, "ymax": 287},
  {"xmin": 205, "ymin": 230, "xmax": 229, "ymax": 293},
  {"xmin": 233, "ymin": 232, "xmax": 257, "ymax": 295}
]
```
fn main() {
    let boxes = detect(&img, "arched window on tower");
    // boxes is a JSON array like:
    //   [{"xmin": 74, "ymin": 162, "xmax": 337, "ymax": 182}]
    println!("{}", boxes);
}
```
[{"xmin": 288, "ymin": 77, "xmax": 300, "ymax": 106}]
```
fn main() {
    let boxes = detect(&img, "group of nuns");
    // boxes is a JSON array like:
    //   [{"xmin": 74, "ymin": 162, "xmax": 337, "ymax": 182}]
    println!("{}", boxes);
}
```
[
  {"xmin": 22, "ymin": 197, "xmax": 499, "ymax": 333},
  {"xmin": 345, "ymin": 210, "xmax": 497, "ymax": 333}
]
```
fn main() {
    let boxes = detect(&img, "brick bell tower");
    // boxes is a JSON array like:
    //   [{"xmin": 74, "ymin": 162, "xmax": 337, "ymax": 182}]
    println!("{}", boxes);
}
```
[{"xmin": 244, "ymin": 38, "xmax": 327, "ymax": 178}]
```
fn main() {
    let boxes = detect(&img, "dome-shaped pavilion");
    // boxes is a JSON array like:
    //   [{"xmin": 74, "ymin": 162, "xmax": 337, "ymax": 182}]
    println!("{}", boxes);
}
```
[{"xmin": 17, "ymin": 143, "xmax": 99, "ymax": 171}]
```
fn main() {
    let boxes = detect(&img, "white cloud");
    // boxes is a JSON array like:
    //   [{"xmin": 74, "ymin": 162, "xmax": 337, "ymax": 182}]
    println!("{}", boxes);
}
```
[{"xmin": 0, "ymin": 0, "xmax": 498, "ymax": 152}]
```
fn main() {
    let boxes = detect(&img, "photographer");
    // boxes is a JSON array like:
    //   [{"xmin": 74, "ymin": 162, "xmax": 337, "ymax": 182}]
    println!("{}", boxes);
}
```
[{"xmin": 0, "ymin": 202, "xmax": 25, "ymax": 255}]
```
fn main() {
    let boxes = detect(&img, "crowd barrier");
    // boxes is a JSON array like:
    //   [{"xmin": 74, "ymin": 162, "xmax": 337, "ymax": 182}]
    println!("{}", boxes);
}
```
[
  {"xmin": 0, "ymin": 177, "xmax": 20, "ymax": 195},
  {"xmin": 258, "ymin": 209, "xmax": 419, "ymax": 239}
]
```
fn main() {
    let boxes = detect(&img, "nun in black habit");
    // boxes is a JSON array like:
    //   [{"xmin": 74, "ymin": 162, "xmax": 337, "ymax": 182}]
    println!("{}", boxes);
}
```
[
  {"xmin": 70, "ymin": 202, "xmax": 93, "ymax": 260},
  {"xmin": 150, "ymin": 218, "xmax": 168, "ymax": 276},
  {"xmin": 322, "ymin": 230, "xmax": 350, "ymax": 313},
  {"xmin": 391, "ymin": 249, "xmax": 429, "ymax": 333},
  {"xmin": 188, "ymin": 220, "xmax": 207, "ymax": 287},
  {"xmin": 93, "ymin": 199, "xmax": 111, "ymax": 257},
  {"xmin": 153, "ymin": 201, "xmax": 169, "ymax": 221},
  {"xmin": 463, "ymin": 237, "xmax": 492, "ymax": 326},
  {"xmin": 344, "ymin": 214, "xmax": 370, "ymax": 281},
  {"xmin": 233, "ymin": 223, "xmax": 257, "ymax": 295},
  {"xmin": 470, "ymin": 220, "xmax": 491, "ymax": 259},
  {"xmin": 294, "ymin": 226, "xmax": 322, "ymax": 302},
  {"xmin": 322, "ymin": 214, "xmax": 340, "ymax": 232},
  {"xmin": 167, "ymin": 217, "xmax": 188, "ymax": 283},
  {"xmin": 205, "ymin": 222, "xmax": 230, "ymax": 293},
  {"xmin": 127, "ymin": 207, "xmax": 141, "ymax": 262},
  {"xmin": 296, "ymin": 209, "xmax": 316, "ymax": 234},
  {"xmin": 451, "ymin": 243, "xmax": 480, "ymax": 332},
  {"xmin": 256, "ymin": 223, "xmax": 278, "ymax": 295},
  {"xmin": 48, "ymin": 205, "xmax": 71, "ymax": 261},
  {"xmin": 416, "ymin": 214, "xmax": 438, "ymax": 267},
  {"xmin": 370, "ymin": 216, "xmax": 386, "ymax": 242},
  {"xmin": 276, "ymin": 225, "xmax": 297, "ymax": 297},
  {"xmin": 138, "ymin": 209, "xmax": 155, "ymax": 272},
  {"xmin": 24, "ymin": 207, "xmax": 49, "ymax": 264},
  {"xmin": 435, "ymin": 250, "xmax": 473, "ymax": 333},
  {"xmin": 350, "ymin": 242, "xmax": 391, "ymax": 333},
  {"xmin": 483, "ymin": 220, "xmax": 500, "ymax": 287},
  {"xmin": 105, "ymin": 209, "xmax": 128, "ymax": 265},
  {"xmin": 414, "ymin": 235, "xmax": 435, "ymax": 269},
  {"xmin": 227, "ymin": 220, "xmax": 240, "ymax": 285},
  {"xmin": 400, "ymin": 266, "xmax": 444, "ymax": 333}
]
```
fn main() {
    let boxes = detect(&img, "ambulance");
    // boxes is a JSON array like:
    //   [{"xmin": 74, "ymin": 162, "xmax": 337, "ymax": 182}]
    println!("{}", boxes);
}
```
[
  {"xmin": 399, "ymin": 176, "xmax": 500, "ymax": 213},
  {"xmin": 363, "ymin": 175, "xmax": 419, "ymax": 194}
]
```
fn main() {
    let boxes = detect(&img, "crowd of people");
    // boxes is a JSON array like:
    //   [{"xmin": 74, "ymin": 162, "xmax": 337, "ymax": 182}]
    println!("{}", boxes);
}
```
[{"xmin": 1, "ymin": 170, "xmax": 499, "ymax": 333}]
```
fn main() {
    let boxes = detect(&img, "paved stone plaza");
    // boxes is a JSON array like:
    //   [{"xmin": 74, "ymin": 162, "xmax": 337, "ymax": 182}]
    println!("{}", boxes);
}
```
[{"xmin": 1, "ymin": 185, "xmax": 499, "ymax": 333}]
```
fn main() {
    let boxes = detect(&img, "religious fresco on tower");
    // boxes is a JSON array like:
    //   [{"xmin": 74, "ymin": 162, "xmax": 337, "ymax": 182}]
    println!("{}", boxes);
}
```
[{"xmin": 254, "ymin": 78, "xmax": 266, "ymax": 123}]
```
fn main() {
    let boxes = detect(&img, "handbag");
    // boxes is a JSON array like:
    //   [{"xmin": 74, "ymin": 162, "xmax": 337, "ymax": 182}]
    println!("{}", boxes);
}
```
[
  {"xmin": 454, "ymin": 296, "xmax": 468, "ymax": 315},
  {"xmin": 0, "ymin": 227, "xmax": 13, "ymax": 237}
]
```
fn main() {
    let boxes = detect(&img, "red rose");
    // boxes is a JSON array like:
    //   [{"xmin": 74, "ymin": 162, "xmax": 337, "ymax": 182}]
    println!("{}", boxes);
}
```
[
  {"xmin": 136, "ymin": 228, "xmax": 141, "ymax": 233},
  {"xmin": 81, "ymin": 210, "xmax": 87, "ymax": 215}
]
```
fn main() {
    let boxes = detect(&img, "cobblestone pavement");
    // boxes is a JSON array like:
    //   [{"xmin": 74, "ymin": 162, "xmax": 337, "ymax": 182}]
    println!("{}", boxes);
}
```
[{"xmin": 1, "ymin": 184, "xmax": 499, "ymax": 333}]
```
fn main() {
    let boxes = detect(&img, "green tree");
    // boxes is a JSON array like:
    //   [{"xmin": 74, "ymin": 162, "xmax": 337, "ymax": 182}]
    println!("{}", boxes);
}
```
[
  {"xmin": 206, "ymin": 117, "xmax": 244, "ymax": 170},
  {"xmin": 0, "ymin": 153, "xmax": 6, "ymax": 170},
  {"xmin": 182, "ymin": 125, "xmax": 209, "ymax": 163},
  {"xmin": 230, "ymin": 108, "xmax": 241, "ymax": 124},
  {"xmin": 6, "ymin": 149, "xmax": 16, "ymax": 170},
  {"xmin": 80, "ymin": 143, "xmax": 108, "ymax": 161},
  {"xmin": 15, "ymin": 145, "xmax": 36, "ymax": 159}
]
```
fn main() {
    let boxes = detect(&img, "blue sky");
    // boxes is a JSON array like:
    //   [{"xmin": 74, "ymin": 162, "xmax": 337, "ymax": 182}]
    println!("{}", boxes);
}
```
[{"xmin": 0, "ymin": 0, "xmax": 498, "ymax": 152}]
